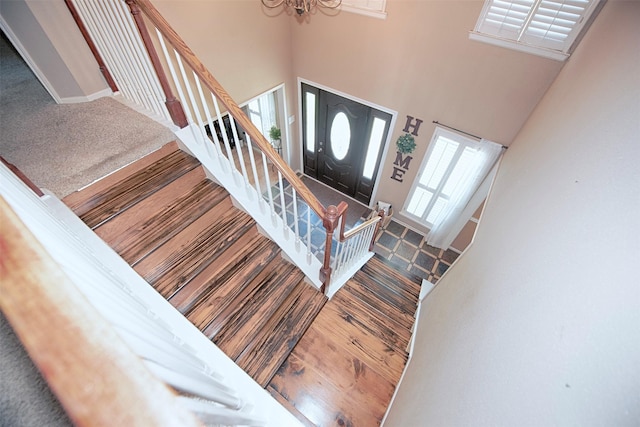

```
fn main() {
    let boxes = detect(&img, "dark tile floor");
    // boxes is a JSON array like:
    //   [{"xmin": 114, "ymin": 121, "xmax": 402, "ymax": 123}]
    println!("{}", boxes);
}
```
[
  {"xmin": 372, "ymin": 219, "xmax": 460, "ymax": 284},
  {"xmin": 268, "ymin": 178, "xmax": 460, "ymax": 284}
]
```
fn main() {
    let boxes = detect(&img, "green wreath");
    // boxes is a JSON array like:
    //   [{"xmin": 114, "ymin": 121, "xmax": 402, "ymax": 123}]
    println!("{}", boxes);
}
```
[{"xmin": 396, "ymin": 133, "xmax": 416, "ymax": 154}]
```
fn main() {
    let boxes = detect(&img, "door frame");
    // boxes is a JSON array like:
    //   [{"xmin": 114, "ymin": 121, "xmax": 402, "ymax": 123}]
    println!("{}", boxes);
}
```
[
  {"xmin": 296, "ymin": 77, "xmax": 398, "ymax": 208},
  {"xmin": 239, "ymin": 83, "xmax": 290, "ymax": 164}
]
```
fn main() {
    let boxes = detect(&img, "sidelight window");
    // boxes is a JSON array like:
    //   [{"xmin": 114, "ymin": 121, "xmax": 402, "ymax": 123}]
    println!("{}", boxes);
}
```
[
  {"xmin": 362, "ymin": 117, "xmax": 386, "ymax": 180},
  {"xmin": 305, "ymin": 92, "xmax": 316, "ymax": 153}
]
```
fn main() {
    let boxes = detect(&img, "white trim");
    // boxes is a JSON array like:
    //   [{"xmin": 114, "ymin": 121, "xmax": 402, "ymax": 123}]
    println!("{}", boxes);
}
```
[
  {"xmin": 340, "ymin": 4, "xmax": 387, "ymax": 19},
  {"xmin": 469, "ymin": 31, "xmax": 569, "ymax": 61},
  {"xmin": 0, "ymin": 15, "xmax": 62, "ymax": 103},
  {"xmin": 381, "ymin": 278, "xmax": 432, "ymax": 426},
  {"xmin": 58, "ymin": 87, "xmax": 113, "ymax": 104},
  {"xmin": 237, "ymin": 83, "xmax": 290, "ymax": 166},
  {"xmin": 297, "ymin": 77, "xmax": 398, "ymax": 208}
]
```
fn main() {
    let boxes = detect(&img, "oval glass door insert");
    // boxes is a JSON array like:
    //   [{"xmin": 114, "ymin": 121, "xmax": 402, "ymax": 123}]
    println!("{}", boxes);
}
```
[{"xmin": 330, "ymin": 112, "xmax": 351, "ymax": 160}]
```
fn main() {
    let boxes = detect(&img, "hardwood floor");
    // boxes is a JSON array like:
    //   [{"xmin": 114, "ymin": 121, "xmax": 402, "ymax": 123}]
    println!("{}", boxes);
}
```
[
  {"xmin": 268, "ymin": 256, "xmax": 421, "ymax": 426},
  {"xmin": 63, "ymin": 142, "xmax": 422, "ymax": 426}
]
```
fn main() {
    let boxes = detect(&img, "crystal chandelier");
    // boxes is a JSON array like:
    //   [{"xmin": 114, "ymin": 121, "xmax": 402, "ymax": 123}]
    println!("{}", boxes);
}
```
[{"xmin": 261, "ymin": 0, "xmax": 342, "ymax": 16}]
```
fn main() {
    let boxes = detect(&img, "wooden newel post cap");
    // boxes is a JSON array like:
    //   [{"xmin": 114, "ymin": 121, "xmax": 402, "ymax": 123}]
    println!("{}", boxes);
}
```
[{"xmin": 323, "ymin": 205, "xmax": 339, "ymax": 231}]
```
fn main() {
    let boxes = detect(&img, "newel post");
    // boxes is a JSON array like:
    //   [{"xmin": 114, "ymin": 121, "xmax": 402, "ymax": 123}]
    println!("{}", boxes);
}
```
[
  {"xmin": 319, "ymin": 205, "xmax": 340, "ymax": 294},
  {"xmin": 370, "ymin": 209, "xmax": 385, "ymax": 251},
  {"xmin": 125, "ymin": 0, "xmax": 188, "ymax": 128}
]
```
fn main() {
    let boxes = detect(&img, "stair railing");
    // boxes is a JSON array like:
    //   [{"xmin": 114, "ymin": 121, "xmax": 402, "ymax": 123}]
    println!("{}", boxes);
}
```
[
  {"xmin": 1, "ymin": 162, "xmax": 290, "ymax": 426},
  {"xmin": 124, "ymin": 0, "xmax": 380, "ymax": 293},
  {"xmin": 332, "ymin": 207, "xmax": 385, "ymax": 280},
  {"xmin": 68, "ymin": 0, "xmax": 378, "ymax": 294}
]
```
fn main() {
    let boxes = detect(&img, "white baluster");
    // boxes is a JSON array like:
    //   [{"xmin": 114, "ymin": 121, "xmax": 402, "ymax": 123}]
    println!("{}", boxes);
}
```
[{"xmin": 277, "ymin": 172, "xmax": 288, "ymax": 238}]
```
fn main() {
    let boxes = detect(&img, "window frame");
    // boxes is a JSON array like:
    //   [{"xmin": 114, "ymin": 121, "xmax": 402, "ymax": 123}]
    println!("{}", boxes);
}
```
[
  {"xmin": 401, "ymin": 126, "xmax": 481, "ymax": 228},
  {"xmin": 340, "ymin": 0, "xmax": 387, "ymax": 19},
  {"xmin": 469, "ymin": 0, "xmax": 602, "ymax": 61}
]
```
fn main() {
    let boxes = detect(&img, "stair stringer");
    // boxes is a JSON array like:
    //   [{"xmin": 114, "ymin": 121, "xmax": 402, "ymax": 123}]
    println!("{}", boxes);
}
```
[{"xmin": 175, "ymin": 125, "xmax": 324, "ymax": 291}]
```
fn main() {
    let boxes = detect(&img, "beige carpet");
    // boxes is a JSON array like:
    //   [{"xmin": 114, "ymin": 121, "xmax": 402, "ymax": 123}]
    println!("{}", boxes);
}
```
[{"xmin": 0, "ymin": 32, "xmax": 175, "ymax": 198}]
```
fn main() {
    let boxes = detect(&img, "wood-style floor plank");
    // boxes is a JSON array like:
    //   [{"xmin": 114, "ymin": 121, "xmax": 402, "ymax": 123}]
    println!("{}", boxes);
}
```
[
  {"xmin": 311, "ymin": 300, "xmax": 408, "ymax": 385},
  {"xmin": 266, "ymin": 385, "xmax": 316, "ymax": 427},
  {"xmin": 269, "ymin": 353, "xmax": 384, "ymax": 427},
  {"xmin": 289, "ymin": 325, "xmax": 396, "ymax": 410}
]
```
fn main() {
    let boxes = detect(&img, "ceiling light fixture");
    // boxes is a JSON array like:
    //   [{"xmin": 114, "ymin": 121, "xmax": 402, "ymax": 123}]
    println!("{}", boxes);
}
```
[{"xmin": 261, "ymin": 0, "xmax": 342, "ymax": 16}]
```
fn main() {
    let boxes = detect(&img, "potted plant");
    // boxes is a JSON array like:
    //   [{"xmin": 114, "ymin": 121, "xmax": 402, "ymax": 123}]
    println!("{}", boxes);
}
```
[{"xmin": 269, "ymin": 126, "xmax": 282, "ymax": 154}]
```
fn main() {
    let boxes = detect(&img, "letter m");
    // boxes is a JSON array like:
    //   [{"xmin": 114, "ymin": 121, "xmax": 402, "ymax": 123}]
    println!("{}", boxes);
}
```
[{"xmin": 394, "ymin": 152, "xmax": 412, "ymax": 169}]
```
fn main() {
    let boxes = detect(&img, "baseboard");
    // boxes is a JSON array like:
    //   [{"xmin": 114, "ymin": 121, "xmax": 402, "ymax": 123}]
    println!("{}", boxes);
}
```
[{"xmin": 58, "ymin": 88, "xmax": 113, "ymax": 104}]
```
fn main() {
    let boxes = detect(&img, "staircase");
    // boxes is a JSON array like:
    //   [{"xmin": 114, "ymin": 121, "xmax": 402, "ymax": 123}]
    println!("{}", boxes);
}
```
[
  {"xmin": 63, "ymin": 141, "xmax": 423, "ymax": 426},
  {"xmin": 63, "ymin": 141, "xmax": 327, "ymax": 387}
]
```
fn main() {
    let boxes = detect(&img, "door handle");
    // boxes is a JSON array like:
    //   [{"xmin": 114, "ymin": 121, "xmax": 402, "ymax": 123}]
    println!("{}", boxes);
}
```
[{"xmin": 318, "ymin": 148, "xmax": 323, "ymax": 153}]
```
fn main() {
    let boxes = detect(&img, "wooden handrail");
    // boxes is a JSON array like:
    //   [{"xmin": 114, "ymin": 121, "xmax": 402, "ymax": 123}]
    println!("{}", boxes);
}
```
[
  {"xmin": 0, "ymin": 197, "xmax": 202, "ymax": 427},
  {"xmin": 131, "ymin": 0, "xmax": 327, "ymax": 218},
  {"xmin": 130, "ymin": 0, "xmax": 354, "ymax": 289}
]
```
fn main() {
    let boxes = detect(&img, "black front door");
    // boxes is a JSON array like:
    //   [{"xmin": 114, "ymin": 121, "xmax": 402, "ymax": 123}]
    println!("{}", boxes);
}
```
[{"xmin": 302, "ymin": 83, "xmax": 391, "ymax": 205}]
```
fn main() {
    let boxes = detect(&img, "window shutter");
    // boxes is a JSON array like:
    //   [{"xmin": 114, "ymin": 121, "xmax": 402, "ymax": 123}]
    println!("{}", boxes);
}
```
[{"xmin": 521, "ymin": 0, "xmax": 593, "ymax": 50}]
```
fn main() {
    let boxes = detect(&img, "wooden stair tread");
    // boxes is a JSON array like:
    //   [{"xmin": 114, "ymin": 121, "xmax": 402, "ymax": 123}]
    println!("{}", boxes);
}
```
[
  {"xmin": 329, "ymin": 289, "xmax": 412, "ymax": 354},
  {"xmin": 134, "ymin": 200, "xmax": 255, "ymax": 298},
  {"xmin": 199, "ymin": 255, "xmax": 287, "ymax": 339},
  {"xmin": 74, "ymin": 148, "xmax": 201, "ymax": 228},
  {"xmin": 96, "ymin": 173, "xmax": 228, "ymax": 265},
  {"xmin": 363, "ymin": 254, "xmax": 423, "ymax": 297},
  {"xmin": 94, "ymin": 166, "xmax": 206, "ymax": 246},
  {"xmin": 68, "ymin": 144, "xmax": 421, "ymax": 423},
  {"xmin": 62, "ymin": 141, "xmax": 179, "ymax": 209},
  {"xmin": 236, "ymin": 281, "xmax": 327, "ymax": 387},
  {"xmin": 342, "ymin": 279, "xmax": 416, "ymax": 332},
  {"xmin": 183, "ymin": 238, "xmax": 282, "ymax": 331},
  {"xmin": 214, "ymin": 262, "xmax": 304, "ymax": 360},
  {"xmin": 352, "ymin": 269, "xmax": 419, "ymax": 319},
  {"xmin": 169, "ymin": 228, "xmax": 275, "ymax": 314}
]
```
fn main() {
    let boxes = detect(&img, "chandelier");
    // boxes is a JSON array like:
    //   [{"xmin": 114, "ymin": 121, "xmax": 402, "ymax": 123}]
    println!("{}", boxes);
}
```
[{"xmin": 261, "ymin": 0, "xmax": 342, "ymax": 16}]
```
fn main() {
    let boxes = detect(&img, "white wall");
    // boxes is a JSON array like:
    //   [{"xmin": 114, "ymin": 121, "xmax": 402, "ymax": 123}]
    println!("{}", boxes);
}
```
[
  {"xmin": 384, "ymin": 1, "xmax": 640, "ymax": 425},
  {"xmin": 0, "ymin": 0, "xmax": 107, "ymax": 101}
]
